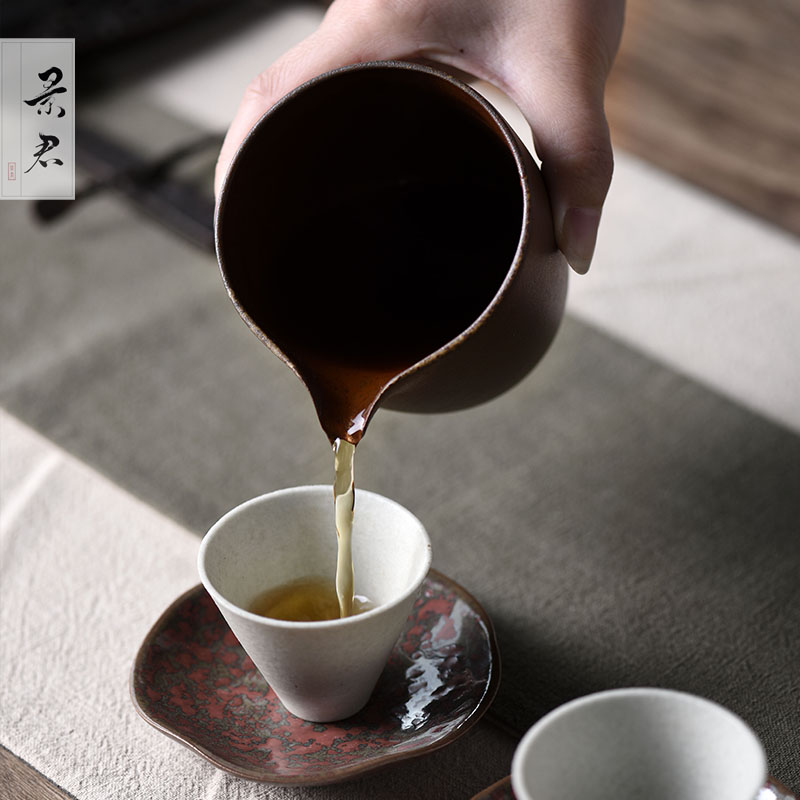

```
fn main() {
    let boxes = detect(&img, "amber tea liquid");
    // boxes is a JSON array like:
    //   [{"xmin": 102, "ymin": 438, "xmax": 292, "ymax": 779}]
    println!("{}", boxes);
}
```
[{"xmin": 249, "ymin": 575, "xmax": 374, "ymax": 622}]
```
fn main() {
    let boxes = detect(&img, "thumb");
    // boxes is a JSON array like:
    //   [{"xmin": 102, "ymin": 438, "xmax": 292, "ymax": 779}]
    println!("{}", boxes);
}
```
[
  {"xmin": 214, "ymin": 30, "xmax": 355, "ymax": 197},
  {"xmin": 214, "ymin": 3, "xmax": 412, "ymax": 197},
  {"xmin": 514, "ymin": 80, "xmax": 614, "ymax": 274}
]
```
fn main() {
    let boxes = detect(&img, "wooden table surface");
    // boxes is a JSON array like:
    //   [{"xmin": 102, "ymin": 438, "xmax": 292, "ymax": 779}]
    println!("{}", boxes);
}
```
[
  {"xmin": 2, "ymin": 1, "xmax": 798, "ymax": 797},
  {"xmin": 606, "ymin": 0, "xmax": 800, "ymax": 237}
]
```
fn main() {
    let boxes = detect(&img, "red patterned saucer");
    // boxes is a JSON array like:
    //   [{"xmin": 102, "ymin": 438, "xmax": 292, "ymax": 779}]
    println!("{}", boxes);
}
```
[
  {"xmin": 470, "ymin": 774, "xmax": 797, "ymax": 799},
  {"xmin": 131, "ymin": 569, "xmax": 499, "ymax": 785}
]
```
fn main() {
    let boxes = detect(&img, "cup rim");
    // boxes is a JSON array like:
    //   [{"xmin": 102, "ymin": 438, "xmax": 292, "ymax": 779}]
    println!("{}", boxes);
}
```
[
  {"xmin": 214, "ymin": 59, "xmax": 533, "ymax": 410},
  {"xmin": 197, "ymin": 485, "xmax": 432, "ymax": 629},
  {"xmin": 511, "ymin": 687, "xmax": 768, "ymax": 800}
]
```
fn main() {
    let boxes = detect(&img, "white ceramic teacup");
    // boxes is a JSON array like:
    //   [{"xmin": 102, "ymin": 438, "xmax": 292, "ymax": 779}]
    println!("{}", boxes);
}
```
[
  {"xmin": 511, "ymin": 688, "xmax": 767, "ymax": 800},
  {"xmin": 198, "ymin": 485, "xmax": 432, "ymax": 722}
]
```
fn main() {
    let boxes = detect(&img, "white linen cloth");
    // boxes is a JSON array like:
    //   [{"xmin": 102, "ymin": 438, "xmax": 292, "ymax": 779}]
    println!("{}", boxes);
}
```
[{"xmin": 0, "ymin": 409, "xmax": 207, "ymax": 799}]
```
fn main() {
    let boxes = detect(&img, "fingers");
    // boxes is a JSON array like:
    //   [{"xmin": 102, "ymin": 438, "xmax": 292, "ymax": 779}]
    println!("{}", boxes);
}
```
[
  {"xmin": 496, "ymin": 0, "xmax": 622, "ymax": 274},
  {"xmin": 543, "ymin": 107, "xmax": 613, "ymax": 276},
  {"xmin": 513, "ymin": 76, "xmax": 614, "ymax": 274}
]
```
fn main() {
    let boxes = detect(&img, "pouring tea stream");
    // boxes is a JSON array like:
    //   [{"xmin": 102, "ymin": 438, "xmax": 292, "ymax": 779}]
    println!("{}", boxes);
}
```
[{"xmin": 215, "ymin": 60, "xmax": 568, "ymax": 619}]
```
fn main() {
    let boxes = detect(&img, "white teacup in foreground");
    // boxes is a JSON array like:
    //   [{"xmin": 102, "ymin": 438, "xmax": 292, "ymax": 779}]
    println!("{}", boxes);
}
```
[
  {"xmin": 511, "ymin": 688, "xmax": 767, "ymax": 800},
  {"xmin": 198, "ymin": 485, "xmax": 432, "ymax": 722}
]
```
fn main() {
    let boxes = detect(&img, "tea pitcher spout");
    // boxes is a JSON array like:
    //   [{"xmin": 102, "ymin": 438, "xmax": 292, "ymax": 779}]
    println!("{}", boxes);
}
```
[{"xmin": 215, "ymin": 60, "xmax": 568, "ymax": 443}]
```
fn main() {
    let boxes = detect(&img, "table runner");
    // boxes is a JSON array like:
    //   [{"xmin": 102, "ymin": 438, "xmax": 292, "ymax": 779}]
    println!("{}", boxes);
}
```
[{"xmin": 2, "ymin": 110, "xmax": 799, "ymax": 791}]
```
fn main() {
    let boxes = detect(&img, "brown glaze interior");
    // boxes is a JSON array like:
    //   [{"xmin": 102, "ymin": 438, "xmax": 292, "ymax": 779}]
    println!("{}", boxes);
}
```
[{"xmin": 216, "ymin": 63, "xmax": 524, "ymax": 443}]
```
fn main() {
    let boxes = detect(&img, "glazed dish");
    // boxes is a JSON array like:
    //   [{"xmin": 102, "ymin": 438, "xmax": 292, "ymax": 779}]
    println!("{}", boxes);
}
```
[{"xmin": 132, "ymin": 570, "xmax": 499, "ymax": 785}]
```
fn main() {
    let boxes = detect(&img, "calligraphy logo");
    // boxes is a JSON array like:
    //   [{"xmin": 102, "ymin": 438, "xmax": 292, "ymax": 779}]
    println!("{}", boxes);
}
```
[
  {"xmin": 1, "ymin": 39, "xmax": 75, "ymax": 199},
  {"xmin": 25, "ymin": 66, "xmax": 67, "ymax": 117},
  {"xmin": 25, "ymin": 133, "xmax": 64, "ymax": 173}
]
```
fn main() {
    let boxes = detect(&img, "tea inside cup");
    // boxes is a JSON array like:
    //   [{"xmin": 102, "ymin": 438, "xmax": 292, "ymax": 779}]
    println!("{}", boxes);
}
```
[
  {"xmin": 511, "ymin": 688, "xmax": 767, "ymax": 800},
  {"xmin": 197, "ymin": 486, "xmax": 432, "ymax": 722}
]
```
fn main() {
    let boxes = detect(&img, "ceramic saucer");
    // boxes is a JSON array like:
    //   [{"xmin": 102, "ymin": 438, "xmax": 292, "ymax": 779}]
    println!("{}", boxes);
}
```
[
  {"xmin": 131, "ymin": 569, "xmax": 499, "ymax": 785},
  {"xmin": 469, "ymin": 776, "xmax": 798, "ymax": 800}
]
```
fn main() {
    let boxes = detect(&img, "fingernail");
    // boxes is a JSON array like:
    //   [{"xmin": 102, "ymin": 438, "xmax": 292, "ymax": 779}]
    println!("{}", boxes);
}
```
[{"xmin": 562, "ymin": 207, "xmax": 602, "ymax": 274}]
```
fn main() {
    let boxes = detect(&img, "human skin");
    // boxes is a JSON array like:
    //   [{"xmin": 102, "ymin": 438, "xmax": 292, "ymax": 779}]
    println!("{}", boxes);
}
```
[{"xmin": 215, "ymin": 0, "xmax": 625, "ymax": 273}]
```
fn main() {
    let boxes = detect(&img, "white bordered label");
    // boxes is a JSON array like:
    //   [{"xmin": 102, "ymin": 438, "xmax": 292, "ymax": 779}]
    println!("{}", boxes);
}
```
[{"xmin": 1, "ymin": 38, "xmax": 75, "ymax": 200}]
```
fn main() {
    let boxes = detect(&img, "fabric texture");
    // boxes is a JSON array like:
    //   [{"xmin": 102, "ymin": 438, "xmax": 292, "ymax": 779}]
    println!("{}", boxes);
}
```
[
  {"xmin": 0, "ymin": 412, "xmax": 516, "ymax": 799},
  {"xmin": 1, "ymin": 103, "xmax": 799, "ymax": 792}
]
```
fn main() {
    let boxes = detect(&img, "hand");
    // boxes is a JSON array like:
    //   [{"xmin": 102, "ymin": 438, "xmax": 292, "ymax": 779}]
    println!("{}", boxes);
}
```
[{"xmin": 215, "ymin": 0, "xmax": 625, "ymax": 273}]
